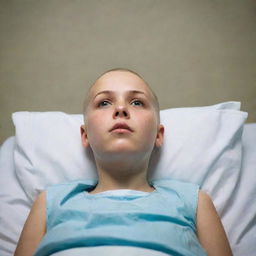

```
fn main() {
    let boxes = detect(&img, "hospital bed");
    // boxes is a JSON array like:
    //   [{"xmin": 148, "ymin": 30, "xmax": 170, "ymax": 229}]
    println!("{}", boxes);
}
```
[{"xmin": 0, "ymin": 101, "xmax": 255, "ymax": 256}]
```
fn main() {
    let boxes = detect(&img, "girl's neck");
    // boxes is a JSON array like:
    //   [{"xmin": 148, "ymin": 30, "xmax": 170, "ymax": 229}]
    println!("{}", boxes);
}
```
[{"xmin": 89, "ymin": 164, "xmax": 153, "ymax": 194}]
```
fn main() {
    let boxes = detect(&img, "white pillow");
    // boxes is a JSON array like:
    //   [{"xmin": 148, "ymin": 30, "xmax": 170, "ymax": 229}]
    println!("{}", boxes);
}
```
[{"xmin": 12, "ymin": 101, "xmax": 248, "ymax": 217}]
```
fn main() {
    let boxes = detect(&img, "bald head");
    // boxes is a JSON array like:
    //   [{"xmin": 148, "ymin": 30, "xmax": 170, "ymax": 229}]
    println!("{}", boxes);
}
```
[{"xmin": 82, "ymin": 68, "xmax": 160, "ymax": 123}]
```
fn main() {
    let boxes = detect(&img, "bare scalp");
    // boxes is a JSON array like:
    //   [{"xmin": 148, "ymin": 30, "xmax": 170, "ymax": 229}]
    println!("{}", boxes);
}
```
[{"xmin": 82, "ymin": 68, "xmax": 160, "ymax": 123}]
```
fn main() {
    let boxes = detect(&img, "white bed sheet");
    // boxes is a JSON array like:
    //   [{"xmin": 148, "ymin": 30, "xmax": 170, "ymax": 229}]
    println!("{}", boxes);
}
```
[
  {"xmin": 0, "ymin": 136, "xmax": 30, "ymax": 256},
  {"xmin": 228, "ymin": 123, "xmax": 256, "ymax": 256},
  {"xmin": 0, "ymin": 123, "xmax": 256, "ymax": 256}
]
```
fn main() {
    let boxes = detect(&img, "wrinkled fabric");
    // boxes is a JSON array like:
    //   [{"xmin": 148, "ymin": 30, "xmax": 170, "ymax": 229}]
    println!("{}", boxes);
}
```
[{"xmin": 34, "ymin": 178, "xmax": 207, "ymax": 256}]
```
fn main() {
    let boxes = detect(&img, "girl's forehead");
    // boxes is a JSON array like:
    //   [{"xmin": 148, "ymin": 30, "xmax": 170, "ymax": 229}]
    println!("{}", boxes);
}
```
[
  {"xmin": 90, "ymin": 84, "xmax": 151, "ymax": 98},
  {"xmin": 90, "ymin": 72, "xmax": 152, "ymax": 98}
]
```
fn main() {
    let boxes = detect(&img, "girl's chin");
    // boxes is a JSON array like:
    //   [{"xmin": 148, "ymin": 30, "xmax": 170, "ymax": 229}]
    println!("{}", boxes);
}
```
[{"xmin": 101, "ymin": 148, "xmax": 144, "ymax": 157}]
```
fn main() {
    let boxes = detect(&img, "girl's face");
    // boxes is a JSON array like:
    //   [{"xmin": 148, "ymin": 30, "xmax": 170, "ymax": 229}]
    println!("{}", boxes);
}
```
[{"xmin": 81, "ymin": 71, "xmax": 164, "ymax": 161}]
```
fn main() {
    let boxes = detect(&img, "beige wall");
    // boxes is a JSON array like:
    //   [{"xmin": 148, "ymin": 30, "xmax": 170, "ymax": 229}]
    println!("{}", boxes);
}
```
[{"xmin": 1, "ymin": 0, "xmax": 255, "ymax": 144}]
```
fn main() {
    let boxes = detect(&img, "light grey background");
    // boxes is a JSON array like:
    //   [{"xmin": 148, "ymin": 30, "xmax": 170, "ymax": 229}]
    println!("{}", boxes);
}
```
[{"xmin": 1, "ymin": 0, "xmax": 255, "ymax": 144}]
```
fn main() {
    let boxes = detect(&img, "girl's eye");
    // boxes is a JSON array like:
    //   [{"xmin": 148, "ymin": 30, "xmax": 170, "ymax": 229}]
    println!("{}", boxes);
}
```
[
  {"xmin": 131, "ymin": 100, "xmax": 144, "ymax": 106},
  {"xmin": 98, "ymin": 100, "xmax": 111, "ymax": 107}
]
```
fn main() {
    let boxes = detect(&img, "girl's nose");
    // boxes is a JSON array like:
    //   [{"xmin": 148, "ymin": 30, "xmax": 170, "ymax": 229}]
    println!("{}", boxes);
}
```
[{"xmin": 113, "ymin": 104, "xmax": 130, "ymax": 118}]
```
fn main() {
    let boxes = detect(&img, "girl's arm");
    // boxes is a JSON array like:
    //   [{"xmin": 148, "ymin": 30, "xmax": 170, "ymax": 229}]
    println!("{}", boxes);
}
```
[
  {"xmin": 14, "ymin": 191, "xmax": 46, "ymax": 256},
  {"xmin": 197, "ymin": 190, "xmax": 233, "ymax": 256}
]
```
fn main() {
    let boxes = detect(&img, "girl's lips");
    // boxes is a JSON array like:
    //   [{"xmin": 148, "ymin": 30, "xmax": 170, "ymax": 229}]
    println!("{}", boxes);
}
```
[
  {"xmin": 111, "ymin": 128, "xmax": 132, "ymax": 133},
  {"xmin": 109, "ymin": 122, "xmax": 133, "ymax": 132}
]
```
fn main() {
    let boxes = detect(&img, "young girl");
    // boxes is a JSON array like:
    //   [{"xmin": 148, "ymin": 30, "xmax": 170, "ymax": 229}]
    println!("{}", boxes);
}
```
[{"xmin": 14, "ymin": 68, "xmax": 233, "ymax": 256}]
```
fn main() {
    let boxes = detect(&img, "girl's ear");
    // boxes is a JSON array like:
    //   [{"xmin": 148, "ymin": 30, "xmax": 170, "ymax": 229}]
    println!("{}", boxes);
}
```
[
  {"xmin": 155, "ymin": 124, "xmax": 164, "ymax": 148},
  {"xmin": 80, "ymin": 125, "xmax": 90, "ymax": 148}
]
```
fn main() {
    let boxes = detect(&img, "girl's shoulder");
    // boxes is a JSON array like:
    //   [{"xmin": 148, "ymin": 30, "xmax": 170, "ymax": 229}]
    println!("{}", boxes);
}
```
[
  {"xmin": 44, "ymin": 179, "xmax": 97, "ymax": 205},
  {"xmin": 151, "ymin": 178, "xmax": 201, "ymax": 218}
]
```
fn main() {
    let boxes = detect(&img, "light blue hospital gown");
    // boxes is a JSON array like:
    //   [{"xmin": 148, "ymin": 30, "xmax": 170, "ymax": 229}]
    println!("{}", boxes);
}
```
[{"xmin": 34, "ymin": 178, "xmax": 207, "ymax": 256}]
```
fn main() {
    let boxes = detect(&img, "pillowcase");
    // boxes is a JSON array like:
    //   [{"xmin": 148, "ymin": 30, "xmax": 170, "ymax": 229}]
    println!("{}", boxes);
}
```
[{"xmin": 12, "ymin": 101, "xmax": 248, "ymax": 216}]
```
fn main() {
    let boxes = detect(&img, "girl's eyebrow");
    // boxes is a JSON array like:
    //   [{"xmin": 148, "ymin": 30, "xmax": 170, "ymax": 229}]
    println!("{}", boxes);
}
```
[{"xmin": 93, "ymin": 90, "xmax": 148, "ymax": 99}]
